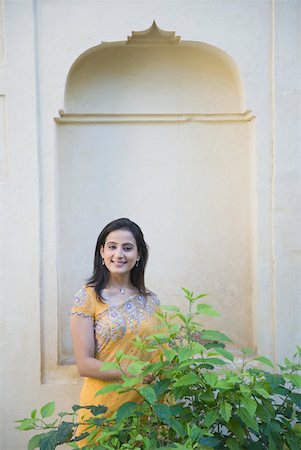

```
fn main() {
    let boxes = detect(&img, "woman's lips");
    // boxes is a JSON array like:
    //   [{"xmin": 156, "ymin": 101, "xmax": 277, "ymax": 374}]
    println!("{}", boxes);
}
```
[{"xmin": 112, "ymin": 261, "xmax": 126, "ymax": 266}]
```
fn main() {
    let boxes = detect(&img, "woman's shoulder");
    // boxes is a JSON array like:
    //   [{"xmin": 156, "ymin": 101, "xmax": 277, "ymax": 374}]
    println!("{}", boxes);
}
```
[
  {"xmin": 72, "ymin": 285, "xmax": 100, "ymax": 311},
  {"xmin": 145, "ymin": 290, "xmax": 160, "ymax": 306},
  {"xmin": 74, "ymin": 284, "xmax": 96, "ymax": 300}
]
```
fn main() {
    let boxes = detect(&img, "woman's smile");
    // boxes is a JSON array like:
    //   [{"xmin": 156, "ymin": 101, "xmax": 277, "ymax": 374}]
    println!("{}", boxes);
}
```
[{"xmin": 100, "ymin": 229, "xmax": 139, "ymax": 275}]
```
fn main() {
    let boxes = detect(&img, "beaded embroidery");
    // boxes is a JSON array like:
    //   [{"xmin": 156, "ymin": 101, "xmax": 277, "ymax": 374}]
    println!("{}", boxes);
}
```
[
  {"xmin": 73, "ymin": 287, "xmax": 86, "ymax": 307},
  {"xmin": 94, "ymin": 294, "xmax": 160, "ymax": 353}
]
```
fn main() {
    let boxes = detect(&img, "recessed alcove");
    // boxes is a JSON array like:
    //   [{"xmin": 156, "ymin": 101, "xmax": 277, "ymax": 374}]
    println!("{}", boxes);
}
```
[
  {"xmin": 64, "ymin": 22, "xmax": 245, "ymax": 114},
  {"xmin": 53, "ymin": 22, "xmax": 254, "ymax": 373}
]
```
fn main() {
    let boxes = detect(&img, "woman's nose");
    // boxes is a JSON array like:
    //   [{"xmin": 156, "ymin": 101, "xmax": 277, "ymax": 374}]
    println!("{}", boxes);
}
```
[{"xmin": 115, "ymin": 248, "xmax": 124, "ymax": 258}]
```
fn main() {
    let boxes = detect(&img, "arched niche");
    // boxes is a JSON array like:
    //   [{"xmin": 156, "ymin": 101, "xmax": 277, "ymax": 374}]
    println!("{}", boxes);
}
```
[
  {"xmin": 64, "ymin": 21, "xmax": 245, "ymax": 114},
  {"xmin": 52, "ymin": 22, "xmax": 254, "ymax": 377}
]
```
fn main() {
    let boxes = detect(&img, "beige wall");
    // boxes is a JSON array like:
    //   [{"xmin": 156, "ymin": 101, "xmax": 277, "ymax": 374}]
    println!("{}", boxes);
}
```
[{"xmin": 1, "ymin": 1, "xmax": 300, "ymax": 448}]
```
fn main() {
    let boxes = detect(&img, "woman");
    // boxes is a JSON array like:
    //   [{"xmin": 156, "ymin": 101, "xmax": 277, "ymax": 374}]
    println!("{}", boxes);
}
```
[{"xmin": 70, "ymin": 218, "xmax": 161, "ymax": 444}]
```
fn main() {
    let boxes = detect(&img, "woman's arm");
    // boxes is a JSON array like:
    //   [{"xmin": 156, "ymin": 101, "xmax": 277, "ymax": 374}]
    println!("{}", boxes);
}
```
[{"xmin": 70, "ymin": 315, "xmax": 123, "ymax": 381}]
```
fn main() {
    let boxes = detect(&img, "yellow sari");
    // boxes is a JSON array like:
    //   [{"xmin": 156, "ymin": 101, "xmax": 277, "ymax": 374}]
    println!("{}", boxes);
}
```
[{"xmin": 70, "ymin": 286, "xmax": 161, "ymax": 446}]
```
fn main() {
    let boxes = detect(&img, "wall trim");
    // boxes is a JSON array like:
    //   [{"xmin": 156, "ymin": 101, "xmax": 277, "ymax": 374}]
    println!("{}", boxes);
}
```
[{"xmin": 55, "ymin": 110, "xmax": 254, "ymax": 124}]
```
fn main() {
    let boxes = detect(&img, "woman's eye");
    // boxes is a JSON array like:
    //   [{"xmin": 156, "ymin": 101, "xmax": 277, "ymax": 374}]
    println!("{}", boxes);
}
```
[
  {"xmin": 108, "ymin": 245, "xmax": 116, "ymax": 250},
  {"xmin": 124, "ymin": 246, "xmax": 133, "ymax": 251}
]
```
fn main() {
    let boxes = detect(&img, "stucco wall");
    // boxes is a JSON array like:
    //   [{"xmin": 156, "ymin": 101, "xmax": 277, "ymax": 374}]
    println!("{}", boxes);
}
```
[{"xmin": 1, "ymin": 1, "xmax": 300, "ymax": 448}]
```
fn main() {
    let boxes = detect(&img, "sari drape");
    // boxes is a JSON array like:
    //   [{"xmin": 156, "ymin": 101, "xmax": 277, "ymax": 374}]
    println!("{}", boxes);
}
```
[{"xmin": 70, "ymin": 286, "xmax": 161, "ymax": 446}]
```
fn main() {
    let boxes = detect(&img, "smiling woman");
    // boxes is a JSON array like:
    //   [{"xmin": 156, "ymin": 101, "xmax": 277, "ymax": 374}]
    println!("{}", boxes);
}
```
[
  {"xmin": 70, "ymin": 218, "xmax": 161, "ymax": 446},
  {"xmin": 100, "ymin": 229, "xmax": 140, "ymax": 292}
]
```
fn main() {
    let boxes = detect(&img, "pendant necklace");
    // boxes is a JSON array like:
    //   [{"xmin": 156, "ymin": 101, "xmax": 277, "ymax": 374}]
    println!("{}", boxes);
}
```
[{"xmin": 119, "ymin": 288, "xmax": 125, "ymax": 295}]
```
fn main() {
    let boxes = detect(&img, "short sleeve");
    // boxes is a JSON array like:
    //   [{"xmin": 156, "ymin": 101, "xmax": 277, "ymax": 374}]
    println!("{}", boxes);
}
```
[
  {"xmin": 149, "ymin": 291, "xmax": 161, "ymax": 307},
  {"xmin": 70, "ymin": 286, "xmax": 94, "ymax": 319}
]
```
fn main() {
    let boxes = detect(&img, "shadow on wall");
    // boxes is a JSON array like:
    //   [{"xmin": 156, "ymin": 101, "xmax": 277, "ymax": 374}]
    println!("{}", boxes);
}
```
[{"xmin": 51, "ymin": 22, "xmax": 254, "ymax": 377}]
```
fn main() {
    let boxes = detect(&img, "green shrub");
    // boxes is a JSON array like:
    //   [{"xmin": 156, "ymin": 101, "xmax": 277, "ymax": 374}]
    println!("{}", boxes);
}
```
[{"xmin": 17, "ymin": 289, "xmax": 301, "ymax": 449}]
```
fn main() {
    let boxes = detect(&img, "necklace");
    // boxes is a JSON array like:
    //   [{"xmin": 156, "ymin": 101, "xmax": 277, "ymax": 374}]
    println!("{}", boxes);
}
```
[{"xmin": 120, "ymin": 288, "xmax": 125, "ymax": 295}]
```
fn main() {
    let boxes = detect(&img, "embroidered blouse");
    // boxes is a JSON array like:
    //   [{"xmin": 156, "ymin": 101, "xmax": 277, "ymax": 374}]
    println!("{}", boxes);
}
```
[{"xmin": 70, "ymin": 285, "xmax": 161, "ymax": 358}]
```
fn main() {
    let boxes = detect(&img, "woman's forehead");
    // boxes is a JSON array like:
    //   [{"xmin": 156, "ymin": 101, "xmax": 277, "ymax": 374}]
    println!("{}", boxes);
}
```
[{"xmin": 105, "ymin": 229, "xmax": 136, "ymax": 244}]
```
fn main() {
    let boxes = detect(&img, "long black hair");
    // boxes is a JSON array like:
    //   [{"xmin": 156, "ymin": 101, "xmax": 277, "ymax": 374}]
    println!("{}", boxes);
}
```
[{"xmin": 86, "ymin": 218, "xmax": 149, "ymax": 300}]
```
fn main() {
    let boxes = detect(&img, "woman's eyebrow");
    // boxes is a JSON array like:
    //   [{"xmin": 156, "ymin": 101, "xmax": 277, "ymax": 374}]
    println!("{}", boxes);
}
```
[{"xmin": 106, "ymin": 241, "xmax": 134, "ymax": 245}]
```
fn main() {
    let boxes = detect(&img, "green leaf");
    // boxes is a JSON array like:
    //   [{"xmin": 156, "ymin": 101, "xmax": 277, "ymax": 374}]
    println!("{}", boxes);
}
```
[
  {"xmin": 153, "ymin": 378, "xmax": 171, "ymax": 397},
  {"xmin": 28, "ymin": 434, "xmax": 43, "ymax": 450},
  {"xmin": 193, "ymin": 293, "xmax": 209, "ymax": 300},
  {"xmin": 286, "ymin": 435, "xmax": 301, "ymax": 450},
  {"xmin": 227, "ymin": 374, "xmax": 240, "ymax": 383},
  {"xmin": 254, "ymin": 356, "xmax": 274, "ymax": 368},
  {"xmin": 116, "ymin": 401, "xmax": 137, "ymax": 423},
  {"xmin": 39, "ymin": 430, "xmax": 59, "ymax": 450},
  {"xmin": 226, "ymin": 437, "xmax": 241, "ymax": 450},
  {"xmin": 173, "ymin": 373, "xmax": 200, "ymax": 387},
  {"xmin": 99, "ymin": 361, "xmax": 119, "ymax": 371},
  {"xmin": 30, "ymin": 409, "xmax": 37, "ymax": 419},
  {"xmin": 228, "ymin": 418, "xmax": 245, "ymax": 441},
  {"xmin": 174, "ymin": 313, "xmax": 188, "ymax": 324},
  {"xmin": 237, "ymin": 407, "xmax": 259, "ymax": 433},
  {"xmin": 57, "ymin": 411, "xmax": 69, "ymax": 418},
  {"xmin": 170, "ymin": 418, "xmax": 186, "ymax": 437},
  {"xmin": 286, "ymin": 374, "xmax": 301, "ymax": 388},
  {"xmin": 293, "ymin": 423, "xmax": 301, "ymax": 435},
  {"xmin": 182, "ymin": 287, "xmax": 191, "ymax": 296},
  {"xmin": 90, "ymin": 405, "xmax": 107, "ymax": 416},
  {"xmin": 204, "ymin": 410, "xmax": 219, "ymax": 427},
  {"xmin": 122, "ymin": 376, "xmax": 141, "ymax": 388},
  {"xmin": 190, "ymin": 424, "xmax": 204, "ymax": 441},
  {"xmin": 125, "ymin": 355, "xmax": 141, "ymax": 363},
  {"xmin": 268, "ymin": 436, "xmax": 278, "ymax": 450},
  {"xmin": 289, "ymin": 392, "xmax": 301, "ymax": 408},
  {"xmin": 220, "ymin": 401, "xmax": 232, "ymax": 422},
  {"xmin": 115, "ymin": 349, "xmax": 125, "ymax": 362},
  {"xmin": 40, "ymin": 401, "xmax": 55, "ymax": 419},
  {"xmin": 95, "ymin": 383, "xmax": 122, "ymax": 395},
  {"xmin": 126, "ymin": 360, "xmax": 147, "ymax": 375},
  {"xmin": 256, "ymin": 404, "xmax": 272, "ymax": 423},
  {"xmin": 147, "ymin": 333, "xmax": 169, "ymax": 342},
  {"xmin": 241, "ymin": 397, "xmax": 257, "ymax": 417},
  {"xmin": 254, "ymin": 387, "xmax": 270, "ymax": 398},
  {"xmin": 285, "ymin": 357, "xmax": 292, "ymax": 366},
  {"xmin": 241, "ymin": 347, "xmax": 253, "ymax": 355},
  {"xmin": 264, "ymin": 373, "xmax": 284, "ymax": 389},
  {"xmin": 196, "ymin": 303, "xmax": 220, "ymax": 317},
  {"xmin": 16, "ymin": 418, "xmax": 36, "ymax": 431},
  {"xmin": 216, "ymin": 379, "xmax": 234, "ymax": 390},
  {"xmin": 71, "ymin": 404, "xmax": 82, "ymax": 412},
  {"xmin": 190, "ymin": 341, "xmax": 206, "ymax": 354},
  {"xmin": 56, "ymin": 421, "xmax": 74, "ymax": 443},
  {"xmin": 90, "ymin": 417, "xmax": 106, "ymax": 427},
  {"xmin": 163, "ymin": 347, "xmax": 178, "ymax": 363},
  {"xmin": 199, "ymin": 436, "xmax": 221, "ymax": 447},
  {"xmin": 200, "ymin": 330, "xmax": 232, "ymax": 342},
  {"xmin": 203, "ymin": 372, "xmax": 218, "ymax": 387},
  {"xmin": 166, "ymin": 445, "xmax": 188, "ymax": 450},
  {"xmin": 154, "ymin": 403, "xmax": 172, "ymax": 423},
  {"xmin": 199, "ymin": 391, "xmax": 215, "ymax": 406},
  {"xmin": 177, "ymin": 347, "xmax": 194, "ymax": 363},
  {"xmin": 203, "ymin": 357, "xmax": 227, "ymax": 366},
  {"xmin": 161, "ymin": 305, "xmax": 181, "ymax": 313},
  {"xmin": 239, "ymin": 384, "xmax": 251, "ymax": 397},
  {"xmin": 139, "ymin": 386, "xmax": 156, "ymax": 404},
  {"xmin": 214, "ymin": 347, "xmax": 234, "ymax": 362}
]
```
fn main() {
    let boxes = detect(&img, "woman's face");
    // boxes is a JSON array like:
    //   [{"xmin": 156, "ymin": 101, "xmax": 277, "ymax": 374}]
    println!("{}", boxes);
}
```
[{"xmin": 100, "ymin": 229, "xmax": 139, "ymax": 276}]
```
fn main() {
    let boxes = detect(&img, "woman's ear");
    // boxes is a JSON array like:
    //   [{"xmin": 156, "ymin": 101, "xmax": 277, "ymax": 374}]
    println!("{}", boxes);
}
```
[{"xmin": 100, "ymin": 245, "xmax": 104, "ymax": 258}]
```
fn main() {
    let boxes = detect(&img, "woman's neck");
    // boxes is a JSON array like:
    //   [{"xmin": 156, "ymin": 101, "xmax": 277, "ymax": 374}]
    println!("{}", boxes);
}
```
[{"xmin": 105, "ymin": 274, "xmax": 133, "ymax": 290}]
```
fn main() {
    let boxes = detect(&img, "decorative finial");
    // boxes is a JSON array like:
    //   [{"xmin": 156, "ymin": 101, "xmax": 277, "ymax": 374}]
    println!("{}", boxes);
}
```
[{"xmin": 127, "ymin": 21, "xmax": 181, "ymax": 45}]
